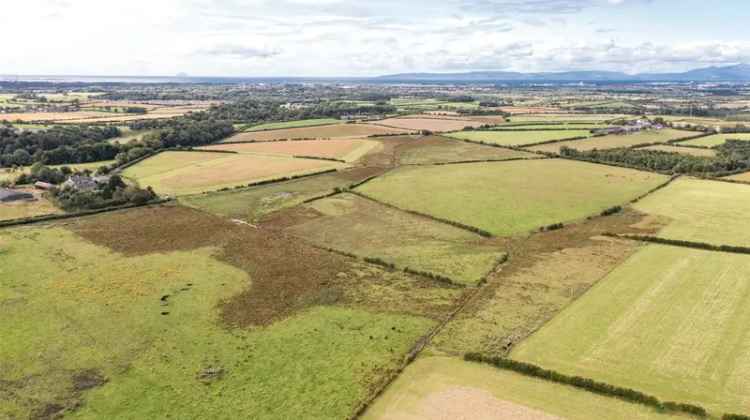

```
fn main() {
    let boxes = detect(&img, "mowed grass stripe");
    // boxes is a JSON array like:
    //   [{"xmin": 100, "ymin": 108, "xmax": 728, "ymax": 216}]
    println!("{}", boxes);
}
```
[
  {"xmin": 356, "ymin": 159, "xmax": 668, "ymax": 237},
  {"xmin": 511, "ymin": 244, "xmax": 750, "ymax": 415}
]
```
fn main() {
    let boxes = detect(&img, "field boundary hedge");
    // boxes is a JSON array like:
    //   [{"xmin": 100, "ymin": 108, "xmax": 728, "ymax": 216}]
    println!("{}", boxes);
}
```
[
  {"xmin": 404, "ymin": 156, "xmax": 547, "ymax": 167},
  {"xmin": 240, "ymin": 121, "xmax": 342, "ymax": 133},
  {"xmin": 347, "ymin": 190, "xmax": 493, "ymax": 238},
  {"xmin": 0, "ymin": 198, "xmax": 173, "ymax": 229},
  {"xmin": 604, "ymin": 233, "xmax": 750, "ymax": 255},
  {"xmin": 463, "ymin": 354, "xmax": 708, "ymax": 418},
  {"xmin": 292, "ymin": 155, "xmax": 347, "ymax": 163}
]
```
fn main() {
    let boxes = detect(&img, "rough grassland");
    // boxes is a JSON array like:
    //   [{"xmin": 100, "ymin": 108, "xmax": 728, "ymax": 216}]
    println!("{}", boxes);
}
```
[
  {"xmin": 284, "ymin": 194, "xmax": 506, "ymax": 286},
  {"xmin": 678, "ymin": 133, "xmax": 750, "ymax": 147},
  {"xmin": 222, "ymin": 123, "xmax": 407, "ymax": 142},
  {"xmin": 511, "ymin": 245, "xmax": 750, "ymax": 415},
  {"xmin": 0, "ymin": 221, "xmax": 438, "ymax": 419},
  {"xmin": 244, "ymin": 118, "xmax": 341, "ymax": 131},
  {"xmin": 373, "ymin": 117, "xmax": 483, "ymax": 132},
  {"xmin": 180, "ymin": 167, "xmax": 381, "ymax": 222},
  {"xmin": 446, "ymin": 129, "xmax": 593, "ymax": 146},
  {"xmin": 122, "ymin": 151, "xmax": 345, "ymax": 195},
  {"xmin": 633, "ymin": 178, "xmax": 750, "ymax": 247},
  {"xmin": 528, "ymin": 128, "xmax": 694, "ymax": 153},
  {"xmin": 363, "ymin": 357, "xmax": 684, "ymax": 420},
  {"xmin": 397, "ymin": 135, "xmax": 536, "ymax": 165},
  {"xmin": 357, "ymin": 159, "xmax": 668, "ymax": 236},
  {"xmin": 638, "ymin": 144, "xmax": 717, "ymax": 157},
  {"xmin": 0, "ymin": 188, "xmax": 60, "ymax": 221},
  {"xmin": 200, "ymin": 139, "xmax": 380, "ymax": 162}
]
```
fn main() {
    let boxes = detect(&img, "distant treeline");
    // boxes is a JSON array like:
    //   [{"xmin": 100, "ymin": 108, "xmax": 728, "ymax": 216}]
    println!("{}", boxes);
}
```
[
  {"xmin": 198, "ymin": 99, "xmax": 396, "ymax": 123},
  {"xmin": 560, "ymin": 140, "xmax": 750, "ymax": 175}
]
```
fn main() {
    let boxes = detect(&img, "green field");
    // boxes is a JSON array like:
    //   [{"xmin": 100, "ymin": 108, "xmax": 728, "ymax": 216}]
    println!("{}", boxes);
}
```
[
  {"xmin": 180, "ymin": 169, "xmax": 376, "ymax": 222},
  {"xmin": 286, "ymin": 194, "xmax": 506, "ymax": 285},
  {"xmin": 122, "ymin": 151, "xmax": 345, "ymax": 196},
  {"xmin": 446, "ymin": 129, "xmax": 592, "ymax": 146},
  {"xmin": 491, "ymin": 124, "xmax": 607, "ymax": 130},
  {"xmin": 364, "ymin": 357, "xmax": 685, "ymax": 420},
  {"xmin": 243, "ymin": 118, "xmax": 341, "ymax": 132},
  {"xmin": 678, "ymin": 133, "xmax": 750, "ymax": 147},
  {"xmin": 529, "ymin": 128, "xmax": 695, "ymax": 153},
  {"xmin": 507, "ymin": 114, "xmax": 625, "ymax": 123},
  {"xmin": 357, "ymin": 159, "xmax": 668, "ymax": 236},
  {"xmin": 633, "ymin": 178, "xmax": 750, "ymax": 247},
  {"xmin": 512, "ymin": 245, "xmax": 750, "ymax": 415},
  {"xmin": 398, "ymin": 136, "xmax": 536, "ymax": 165},
  {"xmin": 0, "ymin": 215, "xmax": 442, "ymax": 419}
]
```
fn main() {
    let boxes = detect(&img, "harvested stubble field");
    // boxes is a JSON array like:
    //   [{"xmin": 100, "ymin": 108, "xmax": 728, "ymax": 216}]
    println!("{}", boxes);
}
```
[
  {"xmin": 200, "ymin": 139, "xmax": 380, "ymax": 162},
  {"xmin": 222, "ymin": 123, "xmax": 407, "ymax": 142},
  {"xmin": 0, "ymin": 188, "xmax": 61, "ymax": 221},
  {"xmin": 528, "ymin": 128, "xmax": 695, "ymax": 153},
  {"xmin": 397, "ymin": 135, "xmax": 537, "ymax": 165},
  {"xmin": 356, "ymin": 159, "xmax": 668, "ymax": 237},
  {"xmin": 372, "ymin": 117, "xmax": 484, "ymax": 132},
  {"xmin": 277, "ymin": 193, "xmax": 506, "ymax": 286},
  {"xmin": 511, "ymin": 244, "xmax": 750, "ymax": 415},
  {"xmin": 122, "ymin": 151, "xmax": 346, "ymax": 196},
  {"xmin": 180, "ymin": 167, "xmax": 383, "ymax": 222},
  {"xmin": 244, "ymin": 118, "xmax": 341, "ymax": 131},
  {"xmin": 363, "ymin": 357, "xmax": 684, "ymax": 420},
  {"xmin": 446, "ymin": 129, "xmax": 593, "ymax": 147},
  {"xmin": 430, "ymin": 209, "xmax": 661, "ymax": 357},
  {"xmin": 0, "ymin": 205, "xmax": 463, "ymax": 419},
  {"xmin": 633, "ymin": 178, "xmax": 750, "ymax": 247},
  {"xmin": 678, "ymin": 132, "xmax": 750, "ymax": 148},
  {"xmin": 637, "ymin": 144, "xmax": 717, "ymax": 157}
]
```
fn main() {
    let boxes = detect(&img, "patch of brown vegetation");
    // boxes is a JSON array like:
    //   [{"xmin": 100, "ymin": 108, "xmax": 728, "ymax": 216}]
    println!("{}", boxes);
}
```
[
  {"xmin": 357, "ymin": 135, "xmax": 421, "ymax": 168},
  {"xmin": 431, "ymin": 209, "xmax": 666, "ymax": 356},
  {"xmin": 66, "ymin": 204, "xmax": 460, "ymax": 327}
]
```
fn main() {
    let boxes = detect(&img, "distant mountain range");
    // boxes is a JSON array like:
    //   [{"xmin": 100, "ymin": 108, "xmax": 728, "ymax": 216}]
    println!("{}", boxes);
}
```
[{"xmin": 376, "ymin": 64, "xmax": 750, "ymax": 82}]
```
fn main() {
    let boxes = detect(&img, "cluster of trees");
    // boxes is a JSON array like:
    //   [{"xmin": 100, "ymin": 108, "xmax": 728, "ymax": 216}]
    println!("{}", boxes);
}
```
[
  {"xmin": 196, "ymin": 99, "xmax": 395, "ymax": 124},
  {"xmin": 52, "ymin": 175, "xmax": 156, "ymax": 211},
  {"xmin": 559, "ymin": 140, "xmax": 750, "ymax": 175},
  {"xmin": 0, "ymin": 125, "xmax": 121, "ymax": 167},
  {"xmin": 14, "ymin": 162, "xmax": 80, "ymax": 185}
]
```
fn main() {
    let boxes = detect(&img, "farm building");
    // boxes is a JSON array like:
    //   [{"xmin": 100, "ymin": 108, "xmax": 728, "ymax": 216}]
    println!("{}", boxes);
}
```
[
  {"xmin": 0, "ymin": 188, "xmax": 34, "ymax": 203},
  {"xmin": 62, "ymin": 175, "xmax": 99, "ymax": 191},
  {"xmin": 34, "ymin": 181, "xmax": 55, "ymax": 190}
]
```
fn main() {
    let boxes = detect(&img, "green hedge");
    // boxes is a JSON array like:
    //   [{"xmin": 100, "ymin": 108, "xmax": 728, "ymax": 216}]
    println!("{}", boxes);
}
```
[
  {"xmin": 608, "ymin": 233, "xmax": 750, "ymax": 255},
  {"xmin": 464, "ymin": 354, "xmax": 707, "ymax": 417},
  {"xmin": 723, "ymin": 414, "xmax": 750, "ymax": 420}
]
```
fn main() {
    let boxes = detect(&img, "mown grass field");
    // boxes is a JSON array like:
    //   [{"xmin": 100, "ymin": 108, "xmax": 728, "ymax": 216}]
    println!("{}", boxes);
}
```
[
  {"xmin": 398, "ymin": 136, "xmax": 536, "ymax": 165},
  {"xmin": 243, "ymin": 118, "xmax": 341, "ymax": 131},
  {"xmin": 633, "ymin": 178, "xmax": 750, "ymax": 247},
  {"xmin": 678, "ymin": 132, "xmax": 750, "ymax": 147},
  {"xmin": 180, "ymin": 168, "xmax": 379, "ymax": 222},
  {"xmin": 122, "ymin": 151, "xmax": 345, "ymax": 195},
  {"xmin": 0, "ymin": 160, "xmax": 116, "ymax": 183},
  {"xmin": 528, "ymin": 128, "xmax": 695, "ymax": 153},
  {"xmin": 357, "ymin": 159, "xmax": 668, "ymax": 236},
  {"xmin": 0, "ymin": 208, "xmax": 456, "ymax": 419},
  {"xmin": 223, "ymin": 123, "xmax": 408, "ymax": 142},
  {"xmin": 285, "ymin": 193, "xmax": 506, "ymax": 286},
  {"xmin": 507, "ymin": 114, "xmax": 626, "ymax": 123},
  {"xmin": 511, "ymin": 245, "xmax": 750, "ymax": 415},
  {"xmin": 200, "ymin": 139, "xmax": 380, "ymax": 162},
  {"xmin": 638, "ymin": 144, "xmax": 717, "ymax": 157},
  {"xmin": 364, "ymin": 357, "xmax": 684, "ymax": 420},
  {"xmin": 446, "ymin": 129, "xmax": 593, "ymax": 146}
]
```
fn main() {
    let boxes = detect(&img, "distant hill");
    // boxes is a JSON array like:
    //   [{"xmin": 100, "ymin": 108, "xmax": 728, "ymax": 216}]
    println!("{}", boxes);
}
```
[{"xmin": 376, "ymin": 64, "xmax": 750, "ymax": 82}]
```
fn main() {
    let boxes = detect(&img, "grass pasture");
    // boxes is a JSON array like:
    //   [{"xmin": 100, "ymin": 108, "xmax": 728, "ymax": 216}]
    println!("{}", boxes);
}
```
[
  {"xmin": 223, "ymin": 123, "xmax": 408, "ymax": 142},
  {"xmin": 678, "ymin": 133, "xmax": 750, "ymax": 148},
  {"xmin": 446, "ymin": 129, "xmax": 593, "ymax": 147},
  {"xmin": 364, "ymin": 357, "xmax": 684, "ymax": 420},
  {"xmin": 0, "ymin": 215, "xmax": 445, "ymax": 419},
  {"xmin": 180, "ymin": 167, "xmax": 381, "ymax": 222},
  {"xmin": 122, "ymin": 151, "xmax": 346, "ymax": 196},
  {"xmin": 528, "ymin": 128, "xmax": 695, "ymax": 153},
  {"xmin": 284, "ymin": 193, "xmax": 506, "ymax": 286},
  {"xmin": 373, "ymin": 117, "xmax": 483, "ymax": 132},
  {"xmin": 243, "ymin": 118, "xmax": 341, "ymax": 131},
  {"xmin": 511, "ymin": 245, "xmax": 750, "ymax": 415},
  {"xmin": 357, "ymin": 159, "xmax": 668, "ymax": 237},
  {"xmin": 398, "ymin": 136, "xmax": 537, "ymax": 165},
  {"xmin": 507, "ymin": 114, "xmax": 626, "ymax": 123},
  {"xmin": 491, "ymin": 123, "xmax": 607, "ymax": 130},
  {"xmin": 200, "ymin": 139, "xmax": 380, "ymax": 162},
  {"xmin": 633, "ymin": 178, "xmax": 750, "ymax": 247}
]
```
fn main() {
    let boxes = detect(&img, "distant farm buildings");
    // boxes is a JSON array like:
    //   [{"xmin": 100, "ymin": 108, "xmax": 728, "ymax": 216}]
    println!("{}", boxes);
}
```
[
  {"xmin": 0, "ymin": 188, "xmax": 34, "ymax": 203},
  {"xmin": 593, "ymin": 119, "xmax": 664, "ymax": 136}
]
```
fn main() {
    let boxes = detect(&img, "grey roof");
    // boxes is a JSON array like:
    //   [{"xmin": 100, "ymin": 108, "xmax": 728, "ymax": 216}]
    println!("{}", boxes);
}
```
[{"xmin": 0, "ymin": 188, "xmax": 34, "ymax": 202}]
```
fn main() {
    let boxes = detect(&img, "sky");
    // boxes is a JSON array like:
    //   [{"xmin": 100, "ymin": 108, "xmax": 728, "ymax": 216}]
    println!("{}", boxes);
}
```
[{"xmin": 2, "ymin": 0, "xmax": 749, "ymax": 77}]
